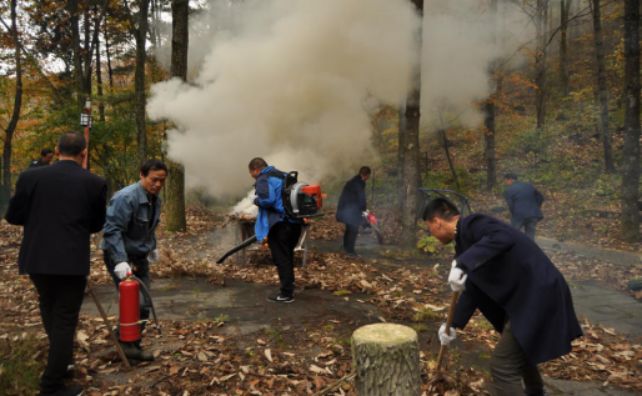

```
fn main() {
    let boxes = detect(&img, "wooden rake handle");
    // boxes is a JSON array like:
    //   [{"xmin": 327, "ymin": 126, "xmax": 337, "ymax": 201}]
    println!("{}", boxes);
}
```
[{"xmin": 436, "ymin": 290, "xmax": 460, "ymax": 371}]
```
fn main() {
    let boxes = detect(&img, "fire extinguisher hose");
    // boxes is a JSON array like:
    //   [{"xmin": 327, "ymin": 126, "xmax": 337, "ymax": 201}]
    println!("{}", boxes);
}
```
[{"xmin": 130, "ymin": 274, "xmax": 161, "ymax": 334}]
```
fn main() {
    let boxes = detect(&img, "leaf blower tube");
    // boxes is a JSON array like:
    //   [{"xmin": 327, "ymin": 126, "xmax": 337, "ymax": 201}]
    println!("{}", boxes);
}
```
[
  {"xmin": 118, "ymin": 274, "xmax": 160, "ymax": 343},
  {"xmin": 216, "ymin": 235, "xmax": 258, "ymax": 264}
]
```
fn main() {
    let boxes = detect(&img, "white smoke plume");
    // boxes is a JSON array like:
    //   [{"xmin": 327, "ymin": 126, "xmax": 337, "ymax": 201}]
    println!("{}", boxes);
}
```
[
  {"xmin": 148, "ymin": 0, "xmax": 420, "ymax": 198},
  {"xmin": 421, "ymin": 0, "xmax": 533, "ymax": 128}
]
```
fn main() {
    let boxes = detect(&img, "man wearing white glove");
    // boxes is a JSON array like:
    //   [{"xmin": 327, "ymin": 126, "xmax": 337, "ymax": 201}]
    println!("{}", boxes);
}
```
[
  {"xmin": 447, "ymin": 260, "xmax": 467, "ymax": 292},
  {"xmin": 101, "ymin": 160, "xmax": 167, "ymax": 362},
  {"xmin": 424, "ymin": 198, "xmax": 581, "ymax": 396},
  {"xmin": 438, "ymin": 323, "xmax": 457, "ymax": 346},
  {"xmin": 113, "ymin": 262, "xmax": 132, "ymax": 280}
]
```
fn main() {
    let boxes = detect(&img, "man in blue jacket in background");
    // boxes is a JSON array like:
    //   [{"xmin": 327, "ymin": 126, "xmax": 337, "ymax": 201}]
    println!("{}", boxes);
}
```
[
  {"xmin": 503, "ymin": 173, "xmax": 544, "ymax": 240},
  {"xmin": 249, "ymin": 157, "xmax": 302, "ymax": 303},
  {"xmin": 424, "ymin": 198, "xmax": 582, "ymax": 396}
]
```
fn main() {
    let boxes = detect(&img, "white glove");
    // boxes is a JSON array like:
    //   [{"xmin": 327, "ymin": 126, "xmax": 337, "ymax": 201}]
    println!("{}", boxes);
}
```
[
  {"xmin": 147, "ymin": 249, "xmax": 159, "ymax": 263},
  {"xmin": 114, "ymin": 262, "xmax": 132, "ymax": 280},
  {"xmin": 448, "ymin": 260, "xmax": 467, "ymax": 292},
  {"xmin": 438, "ymin": 323, "xmax": 457, "ymax": 346},
  {"xmin": 362, "ymin": 210, "xmax": 369, "ymax": 217}
]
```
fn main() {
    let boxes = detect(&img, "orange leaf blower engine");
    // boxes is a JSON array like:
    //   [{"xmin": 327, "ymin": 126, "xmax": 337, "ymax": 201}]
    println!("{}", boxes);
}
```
[{"xmin": 283, "ymin": 171, "xmax": 323, "ymax": 218}]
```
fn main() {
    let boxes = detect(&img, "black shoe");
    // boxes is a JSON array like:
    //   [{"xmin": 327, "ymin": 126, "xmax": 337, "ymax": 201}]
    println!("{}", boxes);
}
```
[
  {"xmin": 63, "ymin": 364, "xmax": 75, "ymax": 379},
  {"xmin": 120, "ymin": 342, "xmax": 155, "ymax": 362},
  {"xmin": 267, "ymin": 294, "xmax": 294, "ymax": 303},
  {"xmin": 40, "ymin": 385, "xmax": 83, "ymax": 396}
]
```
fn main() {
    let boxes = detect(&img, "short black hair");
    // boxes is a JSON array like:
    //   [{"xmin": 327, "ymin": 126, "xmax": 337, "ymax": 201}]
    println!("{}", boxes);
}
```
[
  {"xmin": 40, "ymin": 148, "xmax": 53, "ymax": 157},
  {"xmin": 248, "ymin": 157, "xmax": 268, "ymax": 171},
  {"xmin": 504, "ymin": 173, "xmax": 518, "ymax": 180},
  {"xmin": 140, "ymin": 159, "xmax": 168, "ymax": 176},
  {"xmin": 359, "ymin": 166, "xmax": 371, "ymax": 177},
  {"xmin": 422, "ymin": 198, "xmax": 460, "ymax": 221},
  {"xmin": 58, "ymin": 132, "xmax": 86, "ymax": 156}
]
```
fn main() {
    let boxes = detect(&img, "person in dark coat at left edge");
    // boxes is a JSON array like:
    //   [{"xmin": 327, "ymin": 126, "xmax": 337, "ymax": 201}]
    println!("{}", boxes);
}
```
[
  {"xmin": 5, "ymin": 132, "xmax": 107, "ymax": 396},
  {"xmin": 424, "ymin": 198, "xmax": 582, "ymax": 396},
  {"xmin": 336, "ymin": 166, "xmax": 370, "ymax": 255}
]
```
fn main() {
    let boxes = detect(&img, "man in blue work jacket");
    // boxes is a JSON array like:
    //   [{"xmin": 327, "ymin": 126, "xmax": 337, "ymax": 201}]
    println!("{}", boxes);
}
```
[
  {"xmin": 249, "ymin": 157, "xmax": 302, "ymax": 303},
  {"xmin": 101, "ymin": 159, "xmax": 168, "ymax": 361}
]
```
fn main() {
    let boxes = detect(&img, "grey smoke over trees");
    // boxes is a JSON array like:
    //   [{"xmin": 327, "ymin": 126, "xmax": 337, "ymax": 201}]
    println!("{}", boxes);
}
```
[{"xmin": 148, "ymin": 0, "xmax": 420, "ymax": 197}]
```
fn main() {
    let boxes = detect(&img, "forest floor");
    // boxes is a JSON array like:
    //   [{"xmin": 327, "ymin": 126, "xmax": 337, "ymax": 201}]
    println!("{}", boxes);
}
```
[{"xmin": 0, "ymin": 207, "xmax": 640, "ymax": 395}]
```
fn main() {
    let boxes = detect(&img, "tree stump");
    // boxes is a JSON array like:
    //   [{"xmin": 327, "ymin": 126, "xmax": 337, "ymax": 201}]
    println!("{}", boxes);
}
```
[{"xmin": 351, "ymin": 323, "xmax": 420, "ymax": 396}]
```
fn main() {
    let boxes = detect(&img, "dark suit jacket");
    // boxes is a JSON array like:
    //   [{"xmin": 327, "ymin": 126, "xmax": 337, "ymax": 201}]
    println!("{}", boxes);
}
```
[
  {"xmin": 503, "ymin": 181, "xmax": 544, "ymax": 223},
  {"xmin": 336, "ymin": 175, "xmax": 366, "ymax": 226},
  {"xmin": 5, "ymin": 160, "xmax": 107, "ymax": 276},
  {"xmin": 452, "ymin": 214, "xmax": 582, "ymax": 364}
]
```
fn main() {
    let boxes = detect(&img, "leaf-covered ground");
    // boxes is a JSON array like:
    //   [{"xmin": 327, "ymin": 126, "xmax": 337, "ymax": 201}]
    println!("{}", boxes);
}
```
[{"xmin": 0, "ymin": 208, "xmax": 640, "ymax": 395}]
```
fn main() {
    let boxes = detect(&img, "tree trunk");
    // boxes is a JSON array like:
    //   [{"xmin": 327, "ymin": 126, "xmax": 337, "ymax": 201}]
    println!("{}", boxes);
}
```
[
  {"xmin": 483, "ymin": 100, "xmax": 497, "ymax": 190},
  {"xmin": 399, "ymin": 0, "xmax": 423, "ymax": 247},
  {"xmin": 397, "ymin": 104, "xmax": 406, "ymax": 214},
  {"xmin": 95, "ymin": 10, "xmax": 105, "ymax": 122},
  {"xmin": 1, "ymin": 0, "xmax": 22, "ymax": 211},
  {"xmin": 67, "ymin": 0, "xmax": 84, "ymax": 109},
  {"xmin": 591, "ymin": 0, "xmax": 615, "ymax": 173},
  {"xmin": 104, "ymin": 19, "xmax": 114, "ymax": 90},
  {"xmin": 535, "ymin": 0, "xmax": 548, "ymax": 133},
  {"xmin": 559, "ymin": 0, "xmax": 571, "ymax": 96},
  {"xmin": 352, "ymin": 323, "xmax": 420, "ymax": 396},
  {"xmin": 165, "ymin": 0, "xmax": 189, "ymax": 232},
  {"xmin": 621, "ymin": 0, "xmax": 640, "ymax": 242},
  {"xmin": 135, "ymin": 0, "xmax": 151, "ymax": 161},
  {"xmin": 484, "ymin": 0, "xmax": 499, "ymax": 191},
  {"xmin": 439, "ymin": 129, "xmax": 460, "ymax": 191},
  {"xmin": 83, "ymin": 7, "xmax": 92, "ymax": 97}
]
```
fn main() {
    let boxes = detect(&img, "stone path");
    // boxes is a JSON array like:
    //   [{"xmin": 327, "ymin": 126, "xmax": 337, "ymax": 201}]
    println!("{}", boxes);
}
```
[
  {"xmin": 538, "ymin": 236, "xmax": 641, "ymax": 267},
  {"xmin": 569, "ymin": 280, "xmax": 642, "ymax": 338},
  {"xmin": 82, "ymin": 278, "xmax": 380, "ymax": 336}
]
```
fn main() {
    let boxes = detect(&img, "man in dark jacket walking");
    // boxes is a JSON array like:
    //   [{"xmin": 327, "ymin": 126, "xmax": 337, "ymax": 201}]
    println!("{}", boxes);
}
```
[
  {"xmin": 424, "ymin": 198, "xmax": 582, "ymax": 396},
  {"xmin": 336, "ymin": 166, "xmax": 370, "ymax": 255},
  {"xmin": 503, "ymin": 173, "xmax": 544, "ymax": 239},
  {"xmin": 249, "ymin": 157, "xmax": 302, "ymax": 303},
  {"xmin": 5, "ymin": 132, "xmax": 107, "ymax": 396}
]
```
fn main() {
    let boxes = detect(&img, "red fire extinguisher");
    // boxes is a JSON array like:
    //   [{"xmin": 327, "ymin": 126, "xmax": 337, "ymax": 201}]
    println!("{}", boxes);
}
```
[{"xmin": 119, "ymin": 276, "xmax": 141, "ymax": 343}]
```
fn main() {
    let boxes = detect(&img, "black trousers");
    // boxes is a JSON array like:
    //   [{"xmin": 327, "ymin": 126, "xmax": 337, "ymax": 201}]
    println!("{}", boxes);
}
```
[
  {"xmin": 267, "ymin": 221, "xmax": 302, "ymax": 297},
  {"xmin": 30, "ymin": 274, "xmax": 87, "ymax": 394},
  {"xmin": 342, "ymin": 223, "xmax": 359, "ymax": 254}
]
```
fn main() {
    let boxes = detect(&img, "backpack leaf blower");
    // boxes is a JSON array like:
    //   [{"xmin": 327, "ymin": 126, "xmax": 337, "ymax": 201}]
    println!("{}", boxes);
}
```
[{"xmin": 217, "ymin": 171, "xmax": 323, "ymax": 264}]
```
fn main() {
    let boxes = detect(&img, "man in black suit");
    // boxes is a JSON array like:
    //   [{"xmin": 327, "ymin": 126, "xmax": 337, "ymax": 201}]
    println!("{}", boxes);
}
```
[
  {"xmin": 336, "ymin": 166, "xmax": 370, "ymax": 255},
  {"xmin": 424, "ymin": 198, "xmax": 581, "ymax": 396},
  {"xmin": 5, "ymin": 132, "xmax": 107, "ymax": 396},
  {"xmin": 503, "ymin": 173, "xmax": 544, "ymax": 240}
]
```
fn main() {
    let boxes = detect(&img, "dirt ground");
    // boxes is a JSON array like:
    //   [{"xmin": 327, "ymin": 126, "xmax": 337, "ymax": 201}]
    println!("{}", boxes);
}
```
[{"xmin": 0, "ymin": 208, "xmax": 640, "ymax": 395}]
